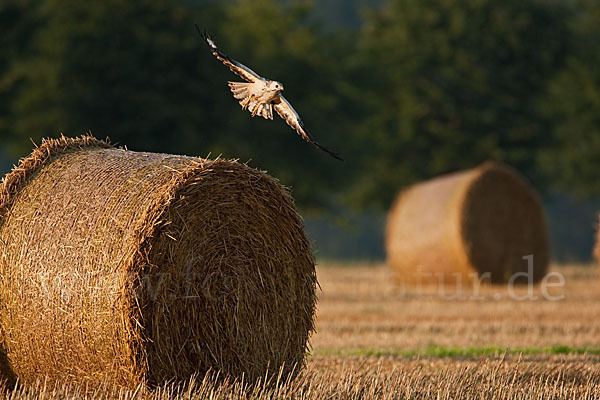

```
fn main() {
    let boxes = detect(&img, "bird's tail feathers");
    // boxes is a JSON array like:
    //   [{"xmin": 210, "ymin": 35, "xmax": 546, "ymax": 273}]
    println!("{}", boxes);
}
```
[{"xmin": 229, "ymin": 81, "xmax": 250, "ymax": 100}]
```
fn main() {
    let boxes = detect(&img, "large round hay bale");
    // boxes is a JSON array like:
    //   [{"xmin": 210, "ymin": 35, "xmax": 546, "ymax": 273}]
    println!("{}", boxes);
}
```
[
  {"xmin": 0, "ymin": 135, "xmax": 317, "ymax": 388},
  {"xmin": 386, "ymin": 162, "xmax": 549, "ymax": 284}
]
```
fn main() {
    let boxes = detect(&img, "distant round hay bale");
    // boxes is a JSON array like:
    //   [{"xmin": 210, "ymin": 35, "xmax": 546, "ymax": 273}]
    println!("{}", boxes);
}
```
[
  {"xmin": 386, "ymin": 162, "xmax": 549, "ymax": 284},
  {"xmin": 0, "ymin": 135, "xmax": 317, "ymax": 388}
]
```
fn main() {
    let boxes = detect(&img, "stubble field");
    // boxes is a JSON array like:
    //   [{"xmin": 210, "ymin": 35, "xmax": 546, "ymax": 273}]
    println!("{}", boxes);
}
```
[
  {"xmin": 4, "ymin": 263, "xmax": 600, "ymax": 399},
  {"xmin": 314, "ymin": 262, "xmax": 600, "ymax": 352}
]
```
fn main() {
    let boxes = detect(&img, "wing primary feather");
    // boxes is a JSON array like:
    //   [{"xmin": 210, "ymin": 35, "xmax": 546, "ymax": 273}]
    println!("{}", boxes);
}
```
[
  {"xmin": 313, "ymin": 142, "xmax": 344, "ymax": 161},
  {"xmin": 195, "ymin": 26, "xmax": 263, "ymax": 83},
  {"xmin": 273, "ymin": 96, "xmax": 343, "ymax": 161}
]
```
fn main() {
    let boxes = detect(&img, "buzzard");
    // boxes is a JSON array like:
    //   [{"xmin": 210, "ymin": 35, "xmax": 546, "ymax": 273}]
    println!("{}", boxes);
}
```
[{"xmin": 197, "ymin": 26, "xmax": 342, "ymax": 161}]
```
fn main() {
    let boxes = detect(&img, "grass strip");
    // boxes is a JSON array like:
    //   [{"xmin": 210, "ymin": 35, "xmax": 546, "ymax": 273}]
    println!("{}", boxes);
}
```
[{"xmin": 314, "ymin": 345, "xmax": 600, "ymax": 358}]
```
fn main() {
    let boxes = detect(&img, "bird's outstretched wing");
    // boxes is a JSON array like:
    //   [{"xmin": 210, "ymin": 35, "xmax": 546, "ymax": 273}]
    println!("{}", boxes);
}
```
[
  {"xmin": 196, "ymin": 26, "xmax": 264, "ymax": 83},
  {"xmin": 273, "ymin": 96, "xmax": 343, "ymax": 161}
]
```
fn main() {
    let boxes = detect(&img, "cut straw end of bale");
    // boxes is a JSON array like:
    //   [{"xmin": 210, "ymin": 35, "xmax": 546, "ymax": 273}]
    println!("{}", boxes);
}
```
[
  {"xmin": 0, "ymin": 135, "xmax": 317, "ymax": 388},
  {"xmin": 385, "ymin": 162, "xmax": 550, "ymax": 285}
]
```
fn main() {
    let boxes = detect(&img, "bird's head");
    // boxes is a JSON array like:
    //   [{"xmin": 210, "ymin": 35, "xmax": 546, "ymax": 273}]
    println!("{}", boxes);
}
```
[{"xmin": 269, "ymin": 81, "xmax": 284, "ymax": 92}]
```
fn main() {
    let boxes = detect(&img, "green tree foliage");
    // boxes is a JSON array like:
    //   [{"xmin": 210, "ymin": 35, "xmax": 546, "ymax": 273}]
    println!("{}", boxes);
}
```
[
  {"xmin": 350, "ymin": 0, "xmax": 570, "ymax": 208},
  {"xmin": 539, "ymin": 0, "xmax": 600, "ymax": 197},
  {"xmin": 0, "ymin": 0, "xmax": 39, "ymax": 151},
  {"xmin": 0, "ymin": 0, "xmax": 596, "ymax": 212},
  {"xmin": 8, "ymin": 0, "xmax": 224, "ymax": 156}
]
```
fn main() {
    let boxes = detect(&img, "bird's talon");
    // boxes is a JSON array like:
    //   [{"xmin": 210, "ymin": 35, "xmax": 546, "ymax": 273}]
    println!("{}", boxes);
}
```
[{"xmin": 241, "ymin": 98, "xmax": 251, "ymax": 110}]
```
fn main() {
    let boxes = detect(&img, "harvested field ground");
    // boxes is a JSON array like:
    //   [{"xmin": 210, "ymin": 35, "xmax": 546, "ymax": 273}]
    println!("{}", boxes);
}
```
[
  {"xmin": 3, "ymin": 263, "xmax": 600, "ymax": 398},
  {"xmin": 314, "ymin": 263, "xmax": 600, "ymax": 353}
]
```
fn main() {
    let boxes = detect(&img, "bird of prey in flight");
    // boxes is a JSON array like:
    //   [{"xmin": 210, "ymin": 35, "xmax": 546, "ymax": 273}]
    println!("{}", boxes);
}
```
[{"xmin": 196, "ymin": 26, "xmax": 342, "ymax": 161}]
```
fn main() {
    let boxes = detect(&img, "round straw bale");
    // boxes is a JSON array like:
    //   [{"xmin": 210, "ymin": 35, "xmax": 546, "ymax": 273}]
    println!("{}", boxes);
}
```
[
  {"xmin": 386, "ymin": 162, "xmax": 549, "ymax": 284},
  {"xmin": 0, "ymin": 135, "xmax": 317, "ymax": 388}
]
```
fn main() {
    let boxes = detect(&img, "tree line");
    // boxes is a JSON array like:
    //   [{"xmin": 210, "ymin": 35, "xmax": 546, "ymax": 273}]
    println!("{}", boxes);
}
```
[{"xmin": 1, "ymin": 0, "xmax": 598, "ymax": 211}]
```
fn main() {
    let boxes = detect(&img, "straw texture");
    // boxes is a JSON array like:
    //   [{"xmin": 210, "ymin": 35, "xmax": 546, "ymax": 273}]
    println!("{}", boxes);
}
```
[
  {"xmin": 0, "ymin": 135, "xmax": 317, "ymax": 388},
  {"xmin": 386, "ymin": 162, "xmax": 549, "ymax": 284}
]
